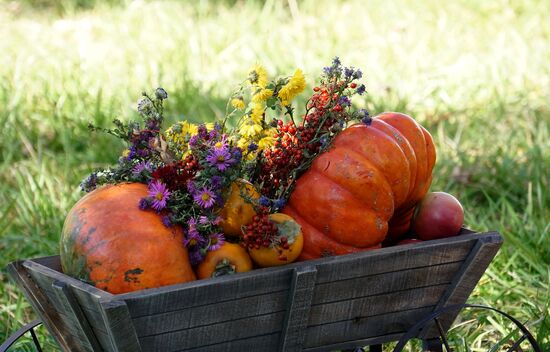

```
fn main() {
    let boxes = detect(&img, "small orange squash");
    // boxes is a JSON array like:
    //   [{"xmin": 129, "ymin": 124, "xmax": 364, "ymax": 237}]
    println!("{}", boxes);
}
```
[
  {"xmin": 60, "ymin": 183, "xmax": 196, "ymax": 294},
  {"xmin": 196, "ymin": 242, "xmax": 253, "ymax": 279},
  {"xmin": 219, "ymin": 179, "xmax": 260, "ymax": 236}
]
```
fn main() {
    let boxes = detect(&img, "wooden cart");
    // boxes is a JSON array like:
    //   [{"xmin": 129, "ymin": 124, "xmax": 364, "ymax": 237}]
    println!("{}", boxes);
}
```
[{"xmin": 6, "ymin": 230, "xmax": 504, "ymax": 351}]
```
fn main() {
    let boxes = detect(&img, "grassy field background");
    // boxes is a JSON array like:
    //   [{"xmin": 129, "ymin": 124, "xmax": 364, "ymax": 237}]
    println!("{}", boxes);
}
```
[{"xmin": 0, "ymin": 0, "xmax": 548, "ymax": 350}]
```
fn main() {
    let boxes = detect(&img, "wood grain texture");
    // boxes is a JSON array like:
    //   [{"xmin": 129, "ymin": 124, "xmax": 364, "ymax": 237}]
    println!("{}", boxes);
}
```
[
  {"xmin": 133, "ymin": 290, "xmax": 288, "ymax": 337},
  {"xmin": 302, "ymin": 332, "xmax": 404, "ymax": 352},
  {"xmin": 139, "ymin": 312, "xmax": 285, "ymax": 352},
  {"xmin": 7, "ymin": 261, "xmax": 80, "ymax": 351},
  {"xmin": 279, "ymin": 266, "xmax": 317, "ymax": 352},
  {"xmin": 175, "ymin": 333, "xmax": 280, "ymax": 352},
  {"xmin": 52, "ymin": 280, "xmax": 103, "ymax": 351},
  {"xmin": 99, "ymin": 299, "xmax": 142, "ymax": 351},
  {"xmin": 309, "ymin": 284, "xmax": 448, "ymax": 326},
  {"xmin": 313, "ymin": 261, "xmax": 462, "ymax": 304},
  {"xmin": 305, "ymin": 306, "xmax": 435, "ymax": 348},
  {"xmin": 120, "ymin": 268, "xmax": 292, "ymax": 318},
  {"xmin": 422, "ymin": 232, "xmax": 503, "ymax": 338},
  {"xmin": 314, "ymin": 235, "xmax": 477, "ymax": 284}
]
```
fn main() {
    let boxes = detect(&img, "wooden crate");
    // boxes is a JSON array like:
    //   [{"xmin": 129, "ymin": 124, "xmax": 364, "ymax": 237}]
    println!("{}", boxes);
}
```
[{"xmin": 7, "ymin": 230, "xmax": 502, "ymax": 352}]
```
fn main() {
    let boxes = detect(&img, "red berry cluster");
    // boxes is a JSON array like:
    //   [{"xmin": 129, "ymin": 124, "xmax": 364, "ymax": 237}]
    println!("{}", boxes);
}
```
[
  {"xmin": 258, "ymin": 82, "xmax": 352, "ymax": 198},
  {"xmin": 242, "ymin": 210, "xmax": 278, "ymax": 249}
]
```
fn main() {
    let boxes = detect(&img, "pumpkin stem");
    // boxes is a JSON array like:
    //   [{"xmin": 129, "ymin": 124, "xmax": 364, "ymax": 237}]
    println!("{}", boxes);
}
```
[{"xmin": 212, "ymin": 258, "xmax": 236, "ymax": 278}]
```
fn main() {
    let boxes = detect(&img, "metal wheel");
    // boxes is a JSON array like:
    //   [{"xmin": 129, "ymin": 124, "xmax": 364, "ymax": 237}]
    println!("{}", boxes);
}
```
[
  {"xmin": 393, "ymin": 304, "xmax": 542, "ymax": 352},
  {"xmin": 1, "ymin": 320, "xmax": 43, "ymax": 352}
]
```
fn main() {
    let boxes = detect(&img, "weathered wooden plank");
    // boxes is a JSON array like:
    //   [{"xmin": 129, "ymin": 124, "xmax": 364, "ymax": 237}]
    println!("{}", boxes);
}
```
[
  {"xmin": 305, "ymin": 306, "xmax": 435, "ymax": 348},
  {"xmin": 139, "ymin": 312, "xmax": 285, "ymax": 352},
  {"xmin": 133, "ymin": 290, "xmax": 288, "ymax": 337},
  {"xmin": 52, "ymin": 280, "xmax": 103, "ymax": 351},
  {"xmin": 33, "ymin": 255, "xmax": 63, "ymax": 272},
  {"xmin": 99, "ymin": 299, "xmax": 142, "ymax": 352},
  {"xmin": 175, "ymin": 333, "xmax": 280, "ymax": 352},
  {"xmin": 314, "ymin": 234, "xmax": 480, "ymax": 284},
  {"xmin": 309, "ymin": 284, "xmax": 448, "ymax": 326},
  {"xmin": 279, "ymin": 266, "xmax": 317, "ymax": 352},
  {"xmin": 120, "ymin": 268, "xmax": 293, "ymax": 318},
  {"xmin": 7, "ymin": 261, "xmax": 81, "ymax": 351},
  {"xmin": 422, "ymin": 232, "xmax": 503, "ymax": 338},
  {"xmin": 313, "ymin": 261, "xmax": 462, "ymax": 304}
]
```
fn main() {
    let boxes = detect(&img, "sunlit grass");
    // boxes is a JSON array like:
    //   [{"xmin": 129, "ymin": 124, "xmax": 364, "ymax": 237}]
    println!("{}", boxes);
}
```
[{"xmin": 0, "ymin": 0, "xmax": 548, "ymax": 350}]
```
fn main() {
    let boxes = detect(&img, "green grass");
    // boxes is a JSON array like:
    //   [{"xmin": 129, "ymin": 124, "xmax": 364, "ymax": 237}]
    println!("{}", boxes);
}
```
[{"xmin": 0, "ymin": 0, "xmax": 549, "ymax": 350}]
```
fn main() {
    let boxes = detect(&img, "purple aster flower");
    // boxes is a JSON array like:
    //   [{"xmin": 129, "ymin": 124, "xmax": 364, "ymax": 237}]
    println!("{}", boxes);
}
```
[
  {"xmin": 161, "ymin": 215, "xmax": 172, "ymax": 228},
  {"xmin": 188, "ymin": 248, "xmax": 204, "ymax": 266},
  {"xmin": 148, "ymin": 180, "xmax": 171, "ymax": 211},
  {"xmin": 211, "ymin": 175, "xmax": 223, "ymax": 189},
  {"xmin": 332, "ymin": 57, "xmax": 341, "ymax": 66},
  {"xmin": 193, "ymin": 187, "xmax": 216, "ymax": 208},
  {"xmin": 320, "ymin": 135, "xmax": 329, "ymax": 148},
  {"xmin": 198, "ymin": 124, "xmax": 208, "ymax": 138},
  {"xmin": 187, "ymin": 180, "xmax": 197, "ymax": 194},
  {"xmin": 231, "ymin": 147, "xmax": 243, "ymax": 163},
  {"xmin": 353, "ymin": 69, "xmax": 362, "ymax": 80},
  {"xmin": 258, "ymin": 195, "xmax": 271, "ymax": 207},
  {"xmin": 132, "ymin": 161, "xmax": 151, "ymax": 175},
  {"xmin": 206, "ymin": 147, "xmax": 234, "ymax": 171},
  {"xmin": 208, "ymin": 233, "xmax": 225, "ymax": 251},
  {"xmin": 138, "ymin": 197, "xmax": 150, "ymax": 210},
  {"xmin": 323, "ymin": 66, "xmax": 333, "ymax": 75},
  {"xmin": 184, "ymin": 229, "xmax": 202, "ymax": 247},
  {"xmin": 356, "ymin": 84, "xmax": 366, "ymax": 95},
  {"xmin": 209, "ymin": 128, "xmax": 219, "ymax": 140},
  {"xmin": 344, "ymin": 67, "xmax": 354, "ymax": 79},
  {"xmin": 198, "ymin": 216, "xmax": 210, "ymax": 225},
  {"xmin": 339, "ymin": 96, "xmax": 351, "ymax": 107},
  {"xmin": 357, "ymin": 109, "xmax": 371, "ymax": 124},
  {"xmin": 247, "ymin": 143, "xmax": 258, "ymax": 152},
  {"xmin": 189, "ymin": 134, "xmax": 199, "ymax": 148},
  {"xmin": 274, "ymin": 198, "xmax": 286, "ymax": 209}
]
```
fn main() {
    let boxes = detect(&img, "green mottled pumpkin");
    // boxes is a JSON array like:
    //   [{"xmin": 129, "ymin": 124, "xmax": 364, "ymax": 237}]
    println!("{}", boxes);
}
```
[{"xmin": 60, "ymin": 182, "xmax": 195, "ymax": 294}]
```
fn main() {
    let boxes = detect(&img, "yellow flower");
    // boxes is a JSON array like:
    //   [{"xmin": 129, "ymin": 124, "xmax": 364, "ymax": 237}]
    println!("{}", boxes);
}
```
[
  {"xmin": 249, "ymin": 102, "xmax": 265, "ymax": 124},
  {"xmin": 258, "ymin": 135, "xmax": 275, "ymax": 149},
  {"xmin": 252, "ymin": 88, "xmax": 273, "ymax": 103},
  {"xmin": 237, "ymin": 137, "xmax": 251, "ymax": 150},
  {"xmin": 239, "ymin": 120, "xmax": 263, "ymax": 138},
  {"xmin": 249, "ymin": 64, "xmax": 268, "ymax": 88},
  {"xmin": 231, "ymin": 97, "xmax": 245, "ymax": 110},
  {"xmin": 121, "ymin": 149, "xmax": 130, "ymax": 157},
  {"xmin": 278, "ymin": 69, "xmax": 306, "ymax": 106}
]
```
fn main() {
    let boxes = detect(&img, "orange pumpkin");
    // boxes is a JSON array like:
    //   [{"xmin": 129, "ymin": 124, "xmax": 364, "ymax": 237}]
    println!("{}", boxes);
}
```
[
  {"xmin": 248, "ymin": 213, "xmax": 304, "ymax": 267},
  {"xmin": 196, "ymin": 242, "xmax": 253, "ymax": 279},
  {"xmin": 60, "ymin": 183, "xmax": 196, "ymax": 294},
  {"xmin": 283, "ymin": 112, "xmax": 436, "ymax": 259}
]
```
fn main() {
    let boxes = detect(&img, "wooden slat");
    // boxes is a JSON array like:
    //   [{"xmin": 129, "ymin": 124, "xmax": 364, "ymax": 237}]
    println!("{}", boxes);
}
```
[
  {"xmin": 52, "ymin": 280, "xmax": 103, "ymax": 351},
  {"xmin": 176, "ymin": 333, "xmax": 280, "ymax": 352},
  {"xmin": 309, "ymin": 284, "xmax": 448, "ymax": 326},
  {"xmin": 313, "ymin": 261, "xmax": 462, "ymax": 304},
  {"xmin": 314, "ymin": 234, "xmax": 479, "ymax": 284},
  {"xmin": 33, "ymin": 255, "xmax": 63, "ymax": 272},
  {"xmin": 279, "ymin": 266, "xmax": 317, "ymax": 352},
  {"xmin": 7, "ymin": 261, "xmax": 82, "ymax": 351},
  {"xmin": 99, "ymin": 299, "xmax": 142, "ymax": 351},
  {"xmin": 120, "ymin": 268, "xmax": 292, "ymax": 318},
  {"xmin": 133, "ymin": 290, "xmax": 288, "ymax": 337},
  {"xmin": 422, "ymin": 232, "xmax": 503, "ymax": 338},
  {"xmin": 139, "ymin": 312, "xmax": 285, "ymax": 352},
  {"xmin": 305, "ymin": 306, "xmax": 435, "ymax": 348}
]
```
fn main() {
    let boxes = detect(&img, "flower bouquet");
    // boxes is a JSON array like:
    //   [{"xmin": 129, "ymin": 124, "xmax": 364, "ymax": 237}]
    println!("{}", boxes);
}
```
[{"xmin": 61, "ymin": 58, "xmax": 440, "ymax": 294}]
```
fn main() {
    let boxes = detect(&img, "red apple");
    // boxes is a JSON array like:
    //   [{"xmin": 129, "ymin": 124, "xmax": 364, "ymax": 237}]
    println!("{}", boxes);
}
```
[{"xmin": 411, "ymin": 192, "xmax": 464, "ymax": 240}]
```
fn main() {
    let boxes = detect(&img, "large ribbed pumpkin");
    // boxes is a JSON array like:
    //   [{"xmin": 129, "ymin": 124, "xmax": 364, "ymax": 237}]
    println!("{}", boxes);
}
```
[
  {"xmin": 60, "ymin": 183, "xmax": 196, "ymax": 294},
  {"xmin": 283, "ymin": 112, "xmax": 436, "ymax": 260}
]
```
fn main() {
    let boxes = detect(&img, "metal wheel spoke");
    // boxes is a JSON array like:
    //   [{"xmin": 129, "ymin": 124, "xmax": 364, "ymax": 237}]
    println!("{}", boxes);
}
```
[
  {"xmin": 434, "ymin": 318, "xmax": 452, "ymax": 352},
  {"xmin": 505, "ymin": 334, "xmax": 528, "ymax": 352},
  {"xmin": 0, "ymin": 319, "xmax": 43, "ymax": 352}
]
